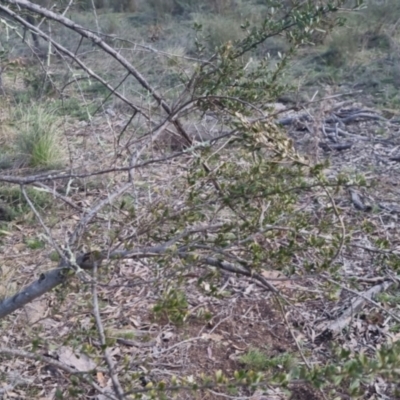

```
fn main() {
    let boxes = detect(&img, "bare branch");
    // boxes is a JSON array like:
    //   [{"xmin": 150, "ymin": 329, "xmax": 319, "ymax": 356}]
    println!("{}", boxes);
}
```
[
  {"xmin": 68, "ymin": 182, "xmax": 132, "ymax": 246},
  {"xmin": 1, "ymin": 0, "xmax": 193, "ymax": 144},
  {"xmin": 92, "ymin": 266, "xmax": 125, "ymax": 399},
  {"xmin": 0, "ymin": 236, "xmax": 281, "ymax": 320},
  {"xmin": 0, "ymin": 266, "xmax": 67, "ymax": 319},
  {"xmin": 0, "ymin": 2, "xmax": 146, "ymax": 117}
]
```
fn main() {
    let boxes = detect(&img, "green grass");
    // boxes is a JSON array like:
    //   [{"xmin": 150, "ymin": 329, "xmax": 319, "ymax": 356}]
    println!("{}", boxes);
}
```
[
  {"xmin": 49, "ymin": 251, "xmax": 61, "ymax": 262},
  {"xmin": 25, "ymin": 237, "xmax": 46, "ymax": 250},
  {"xmin": 239, "ymin": 348, "xmax": 296, "ymax": 372},
  {"xmin": 11, "ymin": 105, "xmax": 65, "ymax": 170},
  {"xmin": 53, "ymin": 97, "xmax": 99, "ymax": 121},
  {"xmin": 0, "ymin": 186, "xmax": 54, "ymax": 218},
  {"xmin": 239, "ymin": 348, "xmax": 270, "ymax": 370}
]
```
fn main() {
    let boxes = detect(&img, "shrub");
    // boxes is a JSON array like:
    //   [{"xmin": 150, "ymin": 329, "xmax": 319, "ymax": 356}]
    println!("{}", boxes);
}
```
[{"xmin": 153, "ymin": 287, "xmax": 189, "ymax": 325}]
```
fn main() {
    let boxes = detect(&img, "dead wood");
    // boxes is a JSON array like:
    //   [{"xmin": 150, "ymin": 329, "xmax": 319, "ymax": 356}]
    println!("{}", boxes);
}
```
[{"xmin": 317, "ymin": 280, "xmax": 393, "ymax": 341}]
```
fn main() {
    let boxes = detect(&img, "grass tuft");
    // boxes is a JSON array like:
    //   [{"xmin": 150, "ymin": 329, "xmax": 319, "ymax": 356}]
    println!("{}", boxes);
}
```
[{"xmin": 13, "ymin": 105, "xmax": 64, "ymax": 170}]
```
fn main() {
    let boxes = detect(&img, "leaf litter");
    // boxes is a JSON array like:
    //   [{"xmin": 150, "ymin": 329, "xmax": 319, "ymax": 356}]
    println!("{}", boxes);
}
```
[{"xmin": 1, "ymin": 96, "xmax": 400, "ymax": 399}]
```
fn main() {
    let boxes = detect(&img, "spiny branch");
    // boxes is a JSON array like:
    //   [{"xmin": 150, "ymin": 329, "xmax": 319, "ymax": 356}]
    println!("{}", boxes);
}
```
[{"xmin": 0, "ymin": 239, "xmax": 280, "ymax": 320}]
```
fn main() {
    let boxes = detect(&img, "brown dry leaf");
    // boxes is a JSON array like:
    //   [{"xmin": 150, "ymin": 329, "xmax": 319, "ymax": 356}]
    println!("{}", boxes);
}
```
[
  {"xmin": 207, "ymin": 346, "xmax": 213, "ymax": 360},
  {"xmin": 22, "ymin": 299, "xmax": 48, "ymax": 324},
  {"xmin": 13, "ymin": 243, "xmax": 25, "ymax": 252},
  {"xmin": 260, "ymin": 270, "xmax": 291, "ymax": 288},
  {"xmin": 57, "ymin": 346, "xmax": 96, "ymax": 371},
  {"xmin": 97, "ymin": 371, "xmax": 106, "ymax": 387},
  {"xmin": 390, "ymin": 332, "xmax": 400, "ymax": 344},
  {"xmin": 201, "ymin": 281, "xmax": 211, "ymax": 292},
  {"xmin": 201, "ymin": 333, "xmax": 224, "ymax": 342}
]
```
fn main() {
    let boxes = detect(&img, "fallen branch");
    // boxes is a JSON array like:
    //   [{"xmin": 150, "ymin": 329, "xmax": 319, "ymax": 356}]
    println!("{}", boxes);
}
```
[
  {"xmin": 0, "ymin": 240, "xmax": 280, "ymax": 319},
  {"xmin": 349, "ymin": 189, "xmax": 368, "ymax": 211},
  {"xmin": 317, "ymin": 280, "xmax": 394, "ymax": 340}
]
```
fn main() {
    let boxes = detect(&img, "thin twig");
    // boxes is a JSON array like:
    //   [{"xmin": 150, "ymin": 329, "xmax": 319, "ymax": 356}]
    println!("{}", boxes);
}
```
[{"xmin": 92, "ymin": 264, "xmax": 125, "ymax": 399}]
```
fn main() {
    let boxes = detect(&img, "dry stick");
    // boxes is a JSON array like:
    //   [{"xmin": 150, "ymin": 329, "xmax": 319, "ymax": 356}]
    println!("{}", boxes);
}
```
[
  {"xmin": 116, "ymin": 109, "xmax": 137, "ymax": 146},
  {"xmin": 319, "ymin": 278, "xmax": 398, "ymax": 334},
  {"xmin": 201, "ymin": 257, "xmax": 280, "ymax": 295},
  {"xmin": 127, "ymin": 117, "xmax": 180, "ymax": 173},
  {"xmin": 0, "ymin": 347, "xmax": 117, "ymax": 400},
  {"xmin": 276, "ymin": 299, "xmax": 329, "ymax": 400},
  {"xmin": 0, "ymin": 158, "xmax": 175, "ymax": 183},
  {"xmin": 208, "ymin": 315, "xmax": 232, "ymax": 336},
  {"xmin": 207, "ymin": 390, "xmax": 249, "ymax": 399},
  {"xmin": 29, "ymin": 177, "xmax": 132, "ymax": 267},
  {"xmin": 65, "ymin": 182, "xmax": 134, "ymax": 278},
  {"xmin": 33, "ymin": 182, "xmax": 83, "ymax": 211},
  {"xmin": 68, "ymin": 181, "xmax": 132, "ymax": 246},
  {"xmin": 118, "ymin": 223, "xmax": 225, "ymax": 253},
  {"xmin": 0, "ymin": 265, "xmax": 67, "ymax": 319},
  {"xmin": 349, "ymin": 188, "xmax": 366, "ymax": 211},
  {"xmin": 168, "ymin": 94, "xmax": 267, "ymax": 120},
  {"xmin": 339, "ymin": 112, "xmax": 387, "ymax": 124},
  {"xmin": 115, "ymin": 338, "xmax": 156, "ymax": 348},
  {"xmin": 92, "ymin": 265, "xmax": 125, "ymax": 399},
  {"xmin": 89, "ymin": 0, "xmax": 101, "ymax": 39},
  {"xmin": 21, "ymin": 185, "xmax": 69, "ymax": 265},
  {"xmin": 93, "ymin": 72, "xmax": 131, "ymax": 117},
  {"xmin": 156, "ymin": 337, "xmax": 204, "ymax": 356},
  {"xmin": 323, "ymin": 186, "xmax": 346, "ymax": 264},
  {"xmin": 107, "ymin": 38, "xmax": 211, "ymax": 65},
  {"xmin": 350, "ymin": 244, "xmax": 400, "ymax": 257},
  {"xmin": 73, "ymin": 249, "xmax": 283, "ymax": 296},
  {"xmin": 61, "ymin": 0, "xmax": 74, "ymax": 16},
  {"xmin": 0, "ymin": 240, "xmax": 282, "ymax": 320}
]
